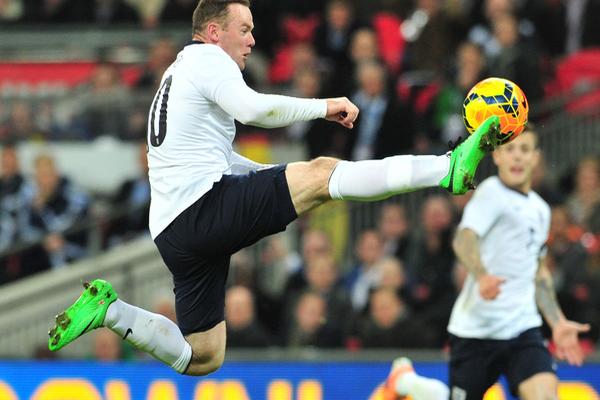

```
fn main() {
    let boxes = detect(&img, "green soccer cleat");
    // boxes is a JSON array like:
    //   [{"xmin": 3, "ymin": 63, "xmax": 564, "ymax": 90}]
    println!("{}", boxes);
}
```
[
  {"xmin": 48, "ymin": 279, "xmax": 117, "ymax": 352},
  {"xmin": 439, "ymin": 115, "xmax": 501, "ymax": 195}
]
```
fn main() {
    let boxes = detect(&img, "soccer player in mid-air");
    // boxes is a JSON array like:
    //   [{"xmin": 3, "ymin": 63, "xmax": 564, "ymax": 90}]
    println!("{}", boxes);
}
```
[
  {"xmin": 383, "ymin": 126, "xmax": 590, "ymax": 400},
  {"xmin": 48, "ymin": 0, "xmax": 501, "ymax": 376}
]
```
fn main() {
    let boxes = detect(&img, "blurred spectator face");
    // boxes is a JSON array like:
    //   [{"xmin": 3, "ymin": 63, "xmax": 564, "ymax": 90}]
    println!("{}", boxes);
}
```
[
  {"xmin": 295, "ymin": 292, "xmax": 326, "ymax": 334},
  {"xmin": 418, "ymin": 0, "xmax": 441, "ymax": 15},
  {"xmin": 291, "ymin": 43, "xmax": 318, "ymax": 74},
  {"xmin": 148, "ymin": 39, "xmax": 177, "ymax": 72},
  {"xmin": 225, "ymin": 286, "xmax": 255, "ymax": 329},
  {"xmin": 302, "ymin": 230, "xmax": 332, "ymax": 262},
  {"xmin": 34, "ymin": 155, "xmax": 60, "ymax": 196},
  {"xmin": 357, "ymin": 62, "xmax": 386, "ymax": 98},
  {"xmin": 492, "ymin": 130, "xmax": 540, "ymax": 191},
  {"xmin": 485, "ymin": 0, "xmax": 514, "ymax": 21},
  {"xmin": 1, "ymin": 146, "xmax": 19, "ymax": 178},
  {"xmin": 493, "ymin": 13, "xmax": 519, "ymax": 48},
  {"xmin": 306, "ymin": 254, "xmax": 338, "ymax": 292},
  {"xmin": 370, "ymin": 288, "xmax": 402, "ymax": 329},
  {"xmin": 293, "ymin": 69, "xmax": 321, "ymax": 98},
  {"xmin": 10, "ymin": 102, "xmax": 36, "ymax": 136},
  {"xmin": 550, "ymin": 206, "xmax": 572, "ymax": 240},
  {"xmin": 377, "ymin": 257, "xmax": 406, "ymax": 290},
  {"xmin": 457, "ymin": 42, "xmax": 484, "ymax": 89},
  {"xmin": 378, "ymin": 204, "xmax": 408, "ymax": 241},
  {"xmin": 356, "ymin": 230, "xmax": 384, "ymax": 266},
  {"xmin": 422, "ymin": 196, "xmax": 453, "ymax": 234},
  {"xmin": 91, "ymin": 64, "xmax": 121, "ymax": 92},
  {"xmin": 93, "ymin": 328, "xmax": 121, "ymax": 361},
  {"xmin": 575, "ymin": 158, "xmax": 600, "ymax": 195},
  {"xmin": 350, "ymin": 29, "xmax": 379, "ymax": 63},
  {"xmin": 327, "ymin": 0, "xmax": 352, "ymax": 31}
]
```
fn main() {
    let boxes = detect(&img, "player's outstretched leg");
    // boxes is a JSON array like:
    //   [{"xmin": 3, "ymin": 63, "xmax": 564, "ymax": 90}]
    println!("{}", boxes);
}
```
[
  {"xmin": 49, "ymin": 279, "xmax": 192, "ymax": 374},
  {"xmin": 48, "ymin": 279, "xmax": 117, "ymax": 351},
  {"xmin": 383, "ymin": 357, "xmax": 449, "ymax": 400},
  {"xmin": 439, "ymin": 115, "xmax": 501, "ymax": 194}
]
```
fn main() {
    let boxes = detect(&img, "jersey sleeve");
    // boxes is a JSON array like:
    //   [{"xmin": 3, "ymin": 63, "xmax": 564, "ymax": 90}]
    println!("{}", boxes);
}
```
[
  {"xmin": 195, "ymin": 47, "xmax": 327, "ymax": 128},
  {"xmin": 458, "ymin": 181, "xmax": 503, "ymax": 237}
]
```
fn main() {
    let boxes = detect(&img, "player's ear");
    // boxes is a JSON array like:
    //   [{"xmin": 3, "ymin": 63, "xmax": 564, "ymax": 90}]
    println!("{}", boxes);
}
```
[{"xmin": 206, "ymin": 22, "xmax": 220, "ymax": 42}]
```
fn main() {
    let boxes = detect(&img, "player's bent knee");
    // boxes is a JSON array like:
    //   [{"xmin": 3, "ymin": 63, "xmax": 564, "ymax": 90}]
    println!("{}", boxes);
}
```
[{"xmin": 184, "ymin": 343, "xmax": 225, "ymax": 376}]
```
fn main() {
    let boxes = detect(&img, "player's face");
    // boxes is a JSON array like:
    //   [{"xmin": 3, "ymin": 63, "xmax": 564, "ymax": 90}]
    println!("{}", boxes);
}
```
[
  {"xmin": 492, "ymin": 131, "xmax": 540, "ymax": 192},
  {"xmin": 218, "ymin": 4, "xmax": 255, "ymax": 70}
]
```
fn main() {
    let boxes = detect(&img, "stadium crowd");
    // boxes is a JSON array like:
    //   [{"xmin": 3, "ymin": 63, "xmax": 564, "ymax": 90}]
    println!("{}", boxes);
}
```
[{"xmin": 1, "ymin": 0, "xmax": 600, "ymax": 358}]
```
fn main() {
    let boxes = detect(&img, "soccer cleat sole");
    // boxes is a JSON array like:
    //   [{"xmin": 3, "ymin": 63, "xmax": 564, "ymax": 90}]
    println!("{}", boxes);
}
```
[
  {"xmin": 48, "ymin": 281, "xmax": 102, "ymax": 351},
  {"xmin": 478, "ymin": 122, "xmax": 501, "ymax": 152}
]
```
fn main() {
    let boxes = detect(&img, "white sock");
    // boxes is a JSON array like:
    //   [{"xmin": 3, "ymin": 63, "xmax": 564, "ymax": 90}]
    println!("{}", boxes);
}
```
[
  {"xmin": 395, "ymin": 371, "xmax": 449, "ymax": 400},
  {"xmin": 104, "ymin": 299, "xmax": 192, "ymax": 373},
  {"xmin": 328, "ymin": 155, "xmax": 450, "ymax": 200}
]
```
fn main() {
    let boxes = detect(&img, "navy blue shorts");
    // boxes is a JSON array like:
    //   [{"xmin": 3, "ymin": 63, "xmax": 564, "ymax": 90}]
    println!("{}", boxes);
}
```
[
  {"xmin": 154, "ymin": 165, "xmax": 297, "ymax": 335},
  {"xmin": 449, "ymin": 327, "xmax": 556, "ymax": 399}
]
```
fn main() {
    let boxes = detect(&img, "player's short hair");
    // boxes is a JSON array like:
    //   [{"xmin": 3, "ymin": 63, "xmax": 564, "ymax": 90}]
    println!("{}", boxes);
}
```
[
  {"xmin": 522, "ymin": 123, "xmax": 539, "ymax": 148},
  {"xmin": 192, "ymin": 0, "xmax": 251, "ymax": 35}
]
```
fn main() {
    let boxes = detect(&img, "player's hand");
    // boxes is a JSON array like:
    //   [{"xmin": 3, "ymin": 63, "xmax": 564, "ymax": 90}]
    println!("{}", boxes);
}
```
[
  {"xmin": 325, "ymin": 97, "xmax": 359, "ymax": 129},
  {"xmin": 478, "ymin": 274, "xmax": 505, "ymax": 300},
  {"xmin": 552, "ymin": 319, "xmax": 590, "ymax": 366}
]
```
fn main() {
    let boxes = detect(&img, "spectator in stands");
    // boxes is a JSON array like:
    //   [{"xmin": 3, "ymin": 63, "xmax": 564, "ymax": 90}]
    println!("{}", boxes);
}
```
[
  {"xmin": 285, "ymin": 290, "xmax": 342, "ymax": 348},
  {"xmin": 106, "ymin": 142, "xmax": 150, "ymax": 247},
  {"xmin": 328, "ymin": 27, "xmax": 381, "ymax": 97},
  {"xmin": 467, "ymin": 0, "xmax": 536, "ymax": 59},
  {"xmin": 225, "ymin": 286, "xmax": 272, "ymax": 348},
  {"xmin": 566, "ymin": 156, "xmax": 600, "ymax": 227},
  {"xmin": 313, "ymin": 0, "xmax": 362, "ymax": 71},
  {"xmin": 357, "ymin": 287, "xmax": 437, "ymax": 348},
  {"xmin": 488, "ymin": 12, "xmax": 543, "ymax": 102},
  {"xmin": 135, "ymin": 38, "xmax": 177, "ymax": 90},
  {"xmin": 376, "ymin": 256, "xmax": 408, "ymax": 293},
  {"xmin": 400, "ymin": 0, "xmax": 458, "ymax": 74},
  {"xmin": 0, "ymin": 144, "xmax": 31, "ymax": 221},
  {"xmin": 532, "ymin": 0, "xmax": 600, "ymax": 56},
  {"xmin": 405, "ymin": 194, "xmax": 456, "ymax": 340},
  {"xmin": 92, "ymin": 328, "xmax": 123, "ymax": 361},
  {"xmin": 0, "ymin": 0, "xmax": 23, "ymax": 22},
  {"xmin": 346, "ymin": 61, "xmax": 414, "ymax": 160},
  {"xmin": 532, "ymin": 151, "xmax": 565, "ymax": 206},
  {"xmin": 73, "ymin": 63, "xmax": 132, "ymax": 139},
  {"xmin": 284, "ymin": 68, "xmax": 344, "ymax": 158},
  {"xmin": 20, "ymin": 154, "xmax": 90, "ymax": 269},
  {"xmin": 426, "ymin": 41, "xmax": 487, "ymax": 144},
  {"xmin": 345, "ymin": 229, "xmax": 385, "ymax": 312},
  {"xmin": 0, "ymin": 102, "xmax": 47, "ymax": 142},
  {"xmin": 377, "ymin": 203, "xmax": 410, "ymax": 261},
  {"xmin": 285, "ymin": 228, "xmax": 333, "ymax": 293},
  {"xmin": 124, "ymin": 0, "xmax": 166, "ymax": 28}
]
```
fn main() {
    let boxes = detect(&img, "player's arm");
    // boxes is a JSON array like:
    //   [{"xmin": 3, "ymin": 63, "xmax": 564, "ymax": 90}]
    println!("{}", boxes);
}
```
[
  {"xmin": 453, "ymin": 228, "xmax": 505, "ymax": 300},
  {"xmin": 535, "ymin": 255, "xmax": 590, "ymax": 365},
  {"xmin": 214, "ymin": 80, "xmax": 358, "ymax": 129}
]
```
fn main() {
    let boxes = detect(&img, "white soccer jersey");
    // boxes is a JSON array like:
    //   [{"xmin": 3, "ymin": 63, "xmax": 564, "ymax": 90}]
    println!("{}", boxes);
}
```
[
  {"xmin": 147, "ymin": 43, "xmax": 327, "ymax": 238},
  {"xmin": 448, "ymin": 176, "xmax": 551, "ymax": 340}
]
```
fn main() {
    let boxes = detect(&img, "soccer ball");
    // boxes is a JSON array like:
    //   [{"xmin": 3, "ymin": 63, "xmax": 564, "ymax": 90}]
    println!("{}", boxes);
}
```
[{"xmin": 462, "ymin": 77, "xmax": 529, "ymax": 143}]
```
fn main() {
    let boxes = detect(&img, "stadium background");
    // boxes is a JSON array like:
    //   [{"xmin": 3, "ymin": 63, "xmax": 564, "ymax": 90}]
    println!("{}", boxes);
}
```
[{"xmin": 1, "ymin": 0, "xmax": 600, "ymax": 398}]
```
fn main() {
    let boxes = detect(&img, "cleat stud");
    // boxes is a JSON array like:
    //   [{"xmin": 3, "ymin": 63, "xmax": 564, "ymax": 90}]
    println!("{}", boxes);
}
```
[
  {"xmin": 48, "ymin": 328, "xmax": 56, "ymax": 337},
  {"xmin": 52, "ymin": 334, "xmax": 60, "ymax": 346},
  {"xmin": 83, "ymin": 281, "xmax": 90, "ymax": 289},
  {"xmin": 89, "ymin": 286, "xmax": 98, "ymax": 296}
]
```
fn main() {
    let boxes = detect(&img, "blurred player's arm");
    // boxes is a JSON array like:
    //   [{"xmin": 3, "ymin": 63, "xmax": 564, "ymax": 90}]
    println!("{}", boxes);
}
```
[
  {"xmin": 536, "ymin": 255, "xmax": 590, "ymax": 365},
  {"xmin": 453, "ymin": 228, "xmax": 486, "ymax": 278},
  {"xmin": 534, "ymin": 255, "xmax": 563, "ymax": 327},
  {"xmin": 453, "ymin": 228, "xmax": 505, "ymax": 300}
]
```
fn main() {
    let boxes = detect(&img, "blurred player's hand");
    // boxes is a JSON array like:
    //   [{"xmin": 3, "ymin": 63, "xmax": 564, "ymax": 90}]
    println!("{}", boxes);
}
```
[
  {"xmin": 552, "ymin": 319, "xmax": 591, "ymax": 366},
  {"xmin": 478, "ymin": 274, "xmax": 505, "ymax": 300},
  {"xmin": 325, "ymin": 97, "xmax": 359, "ymax": 129}
]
